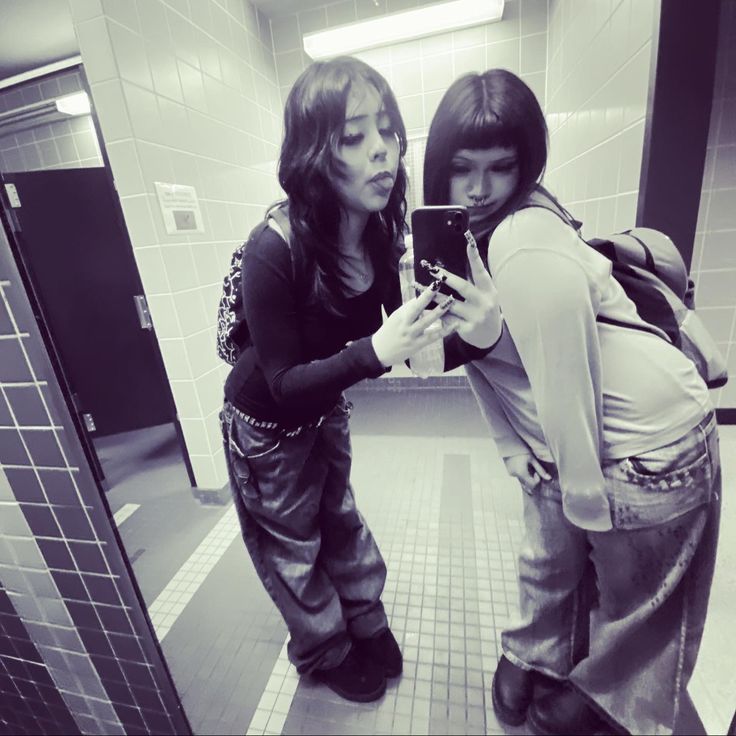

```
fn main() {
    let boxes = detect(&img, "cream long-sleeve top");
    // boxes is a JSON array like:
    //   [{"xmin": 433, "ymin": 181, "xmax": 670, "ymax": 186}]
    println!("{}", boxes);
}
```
[{"xmin": 466, "ymin": 204, "xmax": 711, "ymax": 530}]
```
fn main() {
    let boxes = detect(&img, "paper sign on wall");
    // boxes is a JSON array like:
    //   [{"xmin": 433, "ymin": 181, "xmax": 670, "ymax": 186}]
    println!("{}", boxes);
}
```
[{"xmin": 154, "ymin": 182, "xmax": 204, "ymax": 234}]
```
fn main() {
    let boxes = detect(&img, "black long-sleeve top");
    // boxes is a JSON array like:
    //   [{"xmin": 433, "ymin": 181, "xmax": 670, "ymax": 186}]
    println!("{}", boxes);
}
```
[{"xmin": 224, "ymin": 221, "xmax": 488, "ymax": 428}]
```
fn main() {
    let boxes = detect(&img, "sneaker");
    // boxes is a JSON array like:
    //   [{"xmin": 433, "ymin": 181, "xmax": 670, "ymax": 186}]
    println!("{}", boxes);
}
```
[
  {"xmin": 313, "ymin": 646, "xmax": 386, "ymax": 702},
  {"xmin": 353, "ymin": 627, "xmax": 403, "ymax": 678}
]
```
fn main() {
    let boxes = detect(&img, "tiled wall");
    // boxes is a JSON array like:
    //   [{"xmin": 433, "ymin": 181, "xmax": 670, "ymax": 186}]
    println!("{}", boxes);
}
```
[
  {"xmin": 0, "ymin": 69, "xmax": 103, "ymax": 173},
  {"xmin": 691, "ymin": 0, "xmax": 736, "ymax": 411},
  {"xmin": 0, "ymin": 225, "xmax": 189, "ymax": 733},
  {"xmin": 271, "ymin": 0, "xmax": 548, "ymax": 139},
  {"xmin": 545, "ymin": 0, "xmax": 658, "ymax": 240},
  {"xmin": 68, "ymin": 0, "xmax": 284, "ymax": 489}
]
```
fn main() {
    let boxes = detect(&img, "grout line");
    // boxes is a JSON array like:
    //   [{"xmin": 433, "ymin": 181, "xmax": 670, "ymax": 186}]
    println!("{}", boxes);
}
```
[{"xmin": 112, "ymin": 503, "xmax": 141, "ymax": 526}]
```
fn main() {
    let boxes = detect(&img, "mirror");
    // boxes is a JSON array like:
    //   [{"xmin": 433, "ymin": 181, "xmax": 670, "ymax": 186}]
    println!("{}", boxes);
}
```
[{"xmin": 0, "ymin": 1, "xmax": 733, "ymax": 736}]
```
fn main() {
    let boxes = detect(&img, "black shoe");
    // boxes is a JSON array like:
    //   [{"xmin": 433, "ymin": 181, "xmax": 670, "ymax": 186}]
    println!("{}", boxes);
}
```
[
  {"xmin": 528, "ymin": 684, "xmax": 613, "ymax": 735},
  {"xmin": 491, "ymin": 655, "xmax": 536, "ymax": 726},
  {"xmin": 353, "ymin": 627, "xmax": 403, "ymax": 678},
  {"xmin": 313, "ymin": 646, "xmax": 386, "ymax": 703}
]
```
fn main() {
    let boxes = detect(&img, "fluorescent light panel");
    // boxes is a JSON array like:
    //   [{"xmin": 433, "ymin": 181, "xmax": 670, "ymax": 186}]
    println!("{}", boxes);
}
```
[
  {"xmin": 55, "ymin": 91, "xmax": 91, "ymax": 116},
  {"xmin": 303, "ymin": 0, "xmax": 505, "ymax": 59}
]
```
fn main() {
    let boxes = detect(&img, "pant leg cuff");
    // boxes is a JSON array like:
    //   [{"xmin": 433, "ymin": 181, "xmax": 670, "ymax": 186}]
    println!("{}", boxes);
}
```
[
  {"xmin": 346, "ymin": 602, "xmax": 388, "ymax": 639},
  {"xmin": 292, "ymin": 633, "xmax": 351, "ymax": 675},
  {"xmin": 503, "ymin": 648, "xmax": 569, "ymax": 681}
]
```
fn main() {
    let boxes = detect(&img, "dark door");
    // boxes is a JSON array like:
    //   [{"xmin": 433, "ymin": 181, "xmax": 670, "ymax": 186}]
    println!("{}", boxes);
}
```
[{"xmin": 3, "ymin": 168, "xmax": 175, "ymax": 437}]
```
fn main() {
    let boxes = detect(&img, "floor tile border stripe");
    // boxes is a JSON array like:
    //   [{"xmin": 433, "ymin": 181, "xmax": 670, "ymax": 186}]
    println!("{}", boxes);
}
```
[{"xmin": 148, "ymin": 505, "xmax": 240, "ymax": 641}]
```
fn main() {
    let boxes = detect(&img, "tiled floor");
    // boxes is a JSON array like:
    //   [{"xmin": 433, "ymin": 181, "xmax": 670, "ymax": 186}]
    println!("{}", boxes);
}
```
[{"xmin": 104, "ymin": 390, "xmax": 736, "ymax": 736}]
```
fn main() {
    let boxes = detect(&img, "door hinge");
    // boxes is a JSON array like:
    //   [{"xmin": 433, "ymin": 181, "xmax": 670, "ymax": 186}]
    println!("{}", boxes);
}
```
[
  {"xmin": 134, "ymin": 295, "xmax": 153, "ymax": 330},
  {"xmin": 4, "ymin": 183, "xmax": 21, "ymax": 208}
]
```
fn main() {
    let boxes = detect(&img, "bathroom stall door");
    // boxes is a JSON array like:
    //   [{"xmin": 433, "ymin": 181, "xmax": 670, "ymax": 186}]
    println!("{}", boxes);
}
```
[{"xmin": 2, "ymin": 168, "xmax": 178, "ymax": 439}]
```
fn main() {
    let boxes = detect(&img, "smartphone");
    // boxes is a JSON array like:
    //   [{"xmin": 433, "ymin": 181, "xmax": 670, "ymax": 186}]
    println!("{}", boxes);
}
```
[{"xmin": 411, "ymin": 205, "xmax": 469, "ymax": 299}]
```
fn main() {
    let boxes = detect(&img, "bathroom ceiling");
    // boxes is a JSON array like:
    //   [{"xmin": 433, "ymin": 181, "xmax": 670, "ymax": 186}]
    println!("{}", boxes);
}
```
[{"xmin": 0, "ymin": 0, "xmax": 79, "ymax": 82}]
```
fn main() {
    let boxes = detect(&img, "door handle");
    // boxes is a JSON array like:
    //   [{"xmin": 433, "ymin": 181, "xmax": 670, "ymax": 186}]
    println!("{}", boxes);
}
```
[{"xmin": 134, "ymin": 295, "xmax": 153, "ymax": 330}]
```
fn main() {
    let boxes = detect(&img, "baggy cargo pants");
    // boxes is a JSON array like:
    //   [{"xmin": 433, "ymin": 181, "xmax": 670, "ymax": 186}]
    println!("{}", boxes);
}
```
[
  {"xmin": 220, "ymin": 396, "xmax": 389, "ymax": 673},
  {"xmin": 503, "ymin": 411, "xmax": 722, "ymax": 735}
]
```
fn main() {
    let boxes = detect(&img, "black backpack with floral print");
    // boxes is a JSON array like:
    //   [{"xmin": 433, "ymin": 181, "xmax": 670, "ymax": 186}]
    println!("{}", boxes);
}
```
[{"xmin": 216, "ymin": 205, "xmax": 292, "ymax": 365}]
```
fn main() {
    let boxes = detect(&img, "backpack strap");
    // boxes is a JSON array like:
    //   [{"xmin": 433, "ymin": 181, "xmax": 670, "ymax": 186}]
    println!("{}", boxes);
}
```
[
  {"xmin": 515, "ymin": 201, "xmax": 584, "ymax": 232},
  {"xmin": 265, "ymin": 203, "xmax": 307, "ymax": 298},
  {"xmin": 515, "ymin": 201, "xmax": 671, "ymax": 343},
  {"xmin": 267, "ymin": 205, "xmax": 292, "ymax": 246},
  {"xmin": 617, "ymin": 230, "xmax": 657, "ymax": 274}
]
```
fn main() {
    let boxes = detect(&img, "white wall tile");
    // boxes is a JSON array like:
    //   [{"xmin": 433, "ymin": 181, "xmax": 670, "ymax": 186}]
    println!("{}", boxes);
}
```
[
  {"xmin": 108, "ymin": 21, "xmax": 153, "ymax": 89},
  {"xmin": 122, "ymin": 83, "xmax": 162, "ymax": 142},
  {"xmin": 420, "ymin": 52, "xmax": 455, "ymax": 93},
  {"xmin": 170, "ymin": 380, "xmax": 202, "ymax": 419},
  {"xmin": 102, "ymin": 0, "xmax": 140, "ymax": 33},
  {"xmin": 391, "ymin": 60, "xmax": 422, "ymax": 98},
  {"xmin": 520, "ymin": 32, "xmax": 546, "ymax": 74},
  {"xmin": 453, "ymin": 45, "xmax": 486, "ymax": 78},
  {"xmin": 68, "ymin": 0, "xmax": 104, "ymax": 23},
  {"xmin": 173, "ymin": 289, "xmax": 210, "ymax": 337},
  {"xmin": 160, "ymin": 244, "xmax": 200, "ymax": 291},
  {"xmin": 137, "ymin": 141, "xmax": 176, "ymax": 192},
  {"xmin": 546, "ymin": 0, "xmax": 656, "ymax": 242},
  {"xmin": 75, "ymin": 17, "xmax": 119, "ymax": 84},
  {"xmin": 177, "ymin": 60, "xmax": 207, "ymax": 113},
  {"xmin": 520, "ymin": 0, "xmax": 548, "ymax": 36},
  {"xmin": 185, "ymin": 329, "xmax": 220, "ymax": 379},
  {"xmin": 105, "ymin": 140, "xmax": 144, "ymax": 196},
  {"xmin": 453, "ymin": 24, "xmax": 487, "ymax": 50},
  {"xmin": 398, "ymin": 95, "xmax": 424, "ymax": 132},
  {"xmin": 326, "ymin": 1, "xmax": 356, "ymax": 27},
  {"xmin": 119, "ymin": 195, "xmax": 158, "ymax": 246},
  {"xmin": 147, "ymin": 47, "xmax": 184, "ymax": 103},
  {"xmin": 147, "ymin": 294, "xmax": 182, "ymax": 338},
  {"xmin": 131, "ymin": 246, "xmax": 171, "ymax": 295},
  {"xmin": 135, "ymin": 0, "xmax": 170, "ymax": 47},
  {"xmin": 486, "ymin": 38, "xmax": 520, "ymax": 73}
]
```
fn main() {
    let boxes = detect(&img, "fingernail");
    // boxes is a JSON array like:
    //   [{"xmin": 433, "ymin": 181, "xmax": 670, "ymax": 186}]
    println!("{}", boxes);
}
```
[
  {"xmin": 465, "ymin": 231, "xmax": 477, "ymax": 248},
  {"xmin": 420, "ymin": 259, "xmax": 433, "ymax": 271},
  {"xmin": 430, "ymin": 279, "xmax": 442, "ymax": 291},
  {"xmin": 427, "ymin": 264, "xmax": 441, "ymax": 275},
  {"xmin": 441, "ymin": 296, "xmax": 454, "ymax": 309}
]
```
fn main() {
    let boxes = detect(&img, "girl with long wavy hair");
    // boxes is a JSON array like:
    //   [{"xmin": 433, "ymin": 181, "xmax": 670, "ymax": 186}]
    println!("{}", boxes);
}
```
[
  {"xmin": 423, "ymin": 69, "xmax": 720, "ymax": 735},
  {"xmin": 220, "ymin": 57, "xmax": 502, "ymax": 703}
]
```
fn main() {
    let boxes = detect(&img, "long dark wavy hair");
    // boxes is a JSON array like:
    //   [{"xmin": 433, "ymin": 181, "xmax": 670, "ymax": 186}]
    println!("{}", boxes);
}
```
[
  {"xmin": 423, "ymin": 69, "xmax": 553, "ymax": 240},
  {"xmin": 277, "ymin": 56, "xmax": 408, "ymax": 313}
]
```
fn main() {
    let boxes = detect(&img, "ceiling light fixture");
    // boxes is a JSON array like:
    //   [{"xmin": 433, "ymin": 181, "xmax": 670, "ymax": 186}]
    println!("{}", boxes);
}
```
[
  {"xmin": 303, "ymin": 0, "xmax": 505, "ymax": 60},
  {"xmin": 55, "ymin": 91, "xmax": 91, "ymax": 116}
]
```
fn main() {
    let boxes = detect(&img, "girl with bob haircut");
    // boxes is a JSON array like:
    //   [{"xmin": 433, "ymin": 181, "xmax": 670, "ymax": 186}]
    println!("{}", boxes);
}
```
[
  {"xmin": 220, "ymin": 57, "xmax": 502, "ymax": 703},
  {"xmin": 423, "ymin": 68, "xmax": 721, "ymax": 735}
]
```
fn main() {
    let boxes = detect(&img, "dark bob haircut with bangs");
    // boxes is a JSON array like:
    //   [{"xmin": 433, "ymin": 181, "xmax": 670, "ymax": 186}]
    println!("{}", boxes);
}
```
[
  {"xmin": 278, "ymin": 56, "xmax": 408, "ymax": 312},
  {"xmin": 423, "ymin": 69, "xmax": 548, "ymax": 223}
]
